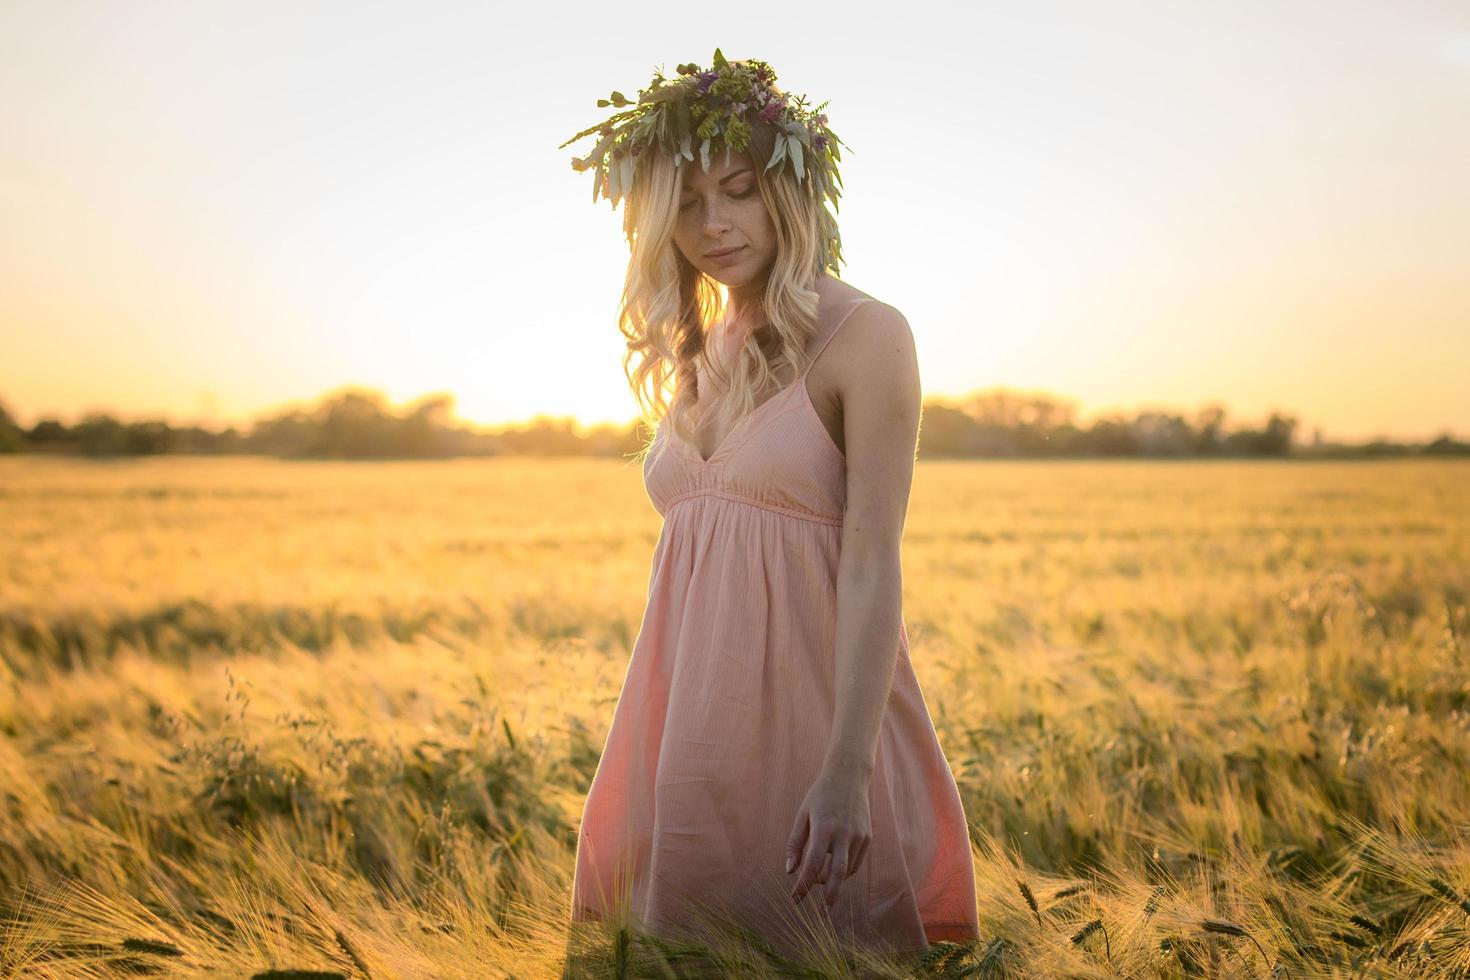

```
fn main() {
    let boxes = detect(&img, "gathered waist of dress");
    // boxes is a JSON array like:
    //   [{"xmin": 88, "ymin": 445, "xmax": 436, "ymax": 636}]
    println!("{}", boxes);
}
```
[{"xmin": 662, "ymin": 488, "xmax": 843, "ymax": 528}]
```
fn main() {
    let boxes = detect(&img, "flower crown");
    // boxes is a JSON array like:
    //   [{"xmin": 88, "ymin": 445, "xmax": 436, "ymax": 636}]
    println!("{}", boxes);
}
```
[{"xmin": 559, "ymin": 48, "xmax": 849, "ymax": 272}]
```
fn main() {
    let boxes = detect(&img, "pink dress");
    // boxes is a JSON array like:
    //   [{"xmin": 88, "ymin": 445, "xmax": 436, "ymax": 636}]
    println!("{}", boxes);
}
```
[{"xmin": 570, "ymin": 286, "xmax": 980, "ymax": 960}]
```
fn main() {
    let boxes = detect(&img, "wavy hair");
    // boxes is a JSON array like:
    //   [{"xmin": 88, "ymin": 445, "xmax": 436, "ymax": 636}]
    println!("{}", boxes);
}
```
[{"xmin": 617, "ymin": 78, "xmax": 842, "ymax": 453}]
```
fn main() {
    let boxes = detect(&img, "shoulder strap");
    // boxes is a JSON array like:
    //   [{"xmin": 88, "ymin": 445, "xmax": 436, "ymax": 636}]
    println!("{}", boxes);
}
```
[{"xmin": 801, "ymin": 298, "xmax": 875, "ymax": 378}]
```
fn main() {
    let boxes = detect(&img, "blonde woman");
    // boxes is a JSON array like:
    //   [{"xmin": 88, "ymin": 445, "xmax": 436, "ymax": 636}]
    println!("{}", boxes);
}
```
[{"xmin": 563, "ymin": 51, "xmax": 980, "ymax": 963}]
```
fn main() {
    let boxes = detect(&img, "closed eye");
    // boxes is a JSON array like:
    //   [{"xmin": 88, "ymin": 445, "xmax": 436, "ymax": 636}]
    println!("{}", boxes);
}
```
[{"xmin": 679, "ymin": 187, "xmax": 756, "ymax": 211}]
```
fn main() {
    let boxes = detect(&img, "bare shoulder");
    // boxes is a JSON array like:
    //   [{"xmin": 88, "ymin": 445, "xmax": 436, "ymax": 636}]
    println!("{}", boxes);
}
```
[
  {"xmin": 844, "ymin": 297, "xmax": 914, "ymax": 357},
  {"xmin": 822, "ymin": 276, "xmax": 911, "ymax": 341},
  {"xmin": 828, "ymin": 293, "xmax": 919, "ymax": 404}
]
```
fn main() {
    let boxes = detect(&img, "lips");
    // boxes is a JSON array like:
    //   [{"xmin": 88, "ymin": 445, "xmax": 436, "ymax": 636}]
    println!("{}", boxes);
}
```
[{"xmin": 705, "ymin": 245, "xmax": 744, "ymax": 258}]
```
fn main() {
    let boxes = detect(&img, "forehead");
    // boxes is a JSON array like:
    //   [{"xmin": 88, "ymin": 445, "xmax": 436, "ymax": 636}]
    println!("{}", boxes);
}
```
[{"xmin": 678, "ymin": 151, "xmax": 756, "ymax": 191}]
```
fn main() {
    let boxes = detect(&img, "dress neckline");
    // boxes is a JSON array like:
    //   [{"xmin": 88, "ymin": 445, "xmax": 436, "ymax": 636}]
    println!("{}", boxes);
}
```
[
  {"xmin": 663, "ymin": 275, "xmax": 859, "ymax": 466},
  {"xmin": 667, "ymin": 375, "xmax": 811, "ymax": 466}
]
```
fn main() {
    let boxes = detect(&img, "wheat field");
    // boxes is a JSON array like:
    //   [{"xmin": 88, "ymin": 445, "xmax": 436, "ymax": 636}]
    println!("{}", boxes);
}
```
[{"xmin": 1, "ymin": 455, "xmax": 1467, "ymax": 978}]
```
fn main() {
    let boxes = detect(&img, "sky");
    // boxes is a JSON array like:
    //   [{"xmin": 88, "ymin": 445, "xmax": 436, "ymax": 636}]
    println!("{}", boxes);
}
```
[{"xmin": 1, "ymin": 0, "xmax": 1467, "ymax": 442}]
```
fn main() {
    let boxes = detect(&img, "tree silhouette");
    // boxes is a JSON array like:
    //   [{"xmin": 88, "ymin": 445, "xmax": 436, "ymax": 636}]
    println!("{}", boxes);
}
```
[{"xmin": 0, "ymin": 386, "xmax": 1459, "ymax": 460}]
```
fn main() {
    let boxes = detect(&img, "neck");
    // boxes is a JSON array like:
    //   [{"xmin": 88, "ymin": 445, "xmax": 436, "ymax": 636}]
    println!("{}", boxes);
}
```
[
  {"xmin": 725, "ymin": 270, "xmax": 769, "ymax": 327},
  {"xmin": 724, "ymin": 267, "xmax": 831, "ymax": 330}
]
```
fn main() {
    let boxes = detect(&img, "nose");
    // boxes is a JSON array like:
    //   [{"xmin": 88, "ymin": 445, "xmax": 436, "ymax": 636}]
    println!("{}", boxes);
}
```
[{"xmin": 699, "ymin": 198, "xmax": 733, "ymax": 237}]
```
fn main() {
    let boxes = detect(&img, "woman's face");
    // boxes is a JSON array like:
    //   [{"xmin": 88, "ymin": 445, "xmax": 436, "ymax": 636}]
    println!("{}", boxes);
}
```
[{"xmin": 670, "ymin": 149, "xmax": 777, "ymax": 290}]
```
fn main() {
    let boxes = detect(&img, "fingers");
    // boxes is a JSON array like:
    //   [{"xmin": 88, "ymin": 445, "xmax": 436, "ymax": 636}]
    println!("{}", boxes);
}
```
[
  {"xmin": 791, "ymin": 832, "xmax": 872, "ymax": 906},
  {"xmin": 822, "ymin": 838, "xmax": 850, "ymax": 908},
  {"xmin": 849, "ymin": 836, "xmax": 869, "ymax": 876},
  {"xmin": 789, "ymin": 820, "xmax": 832, "ymax": 904},
  {"xmin": 785, "ymin": 809, "xmax": 809, "ymax": 876},
  {"xmin": 794, "ymin": 852, "xmax": 831, "ymax": 905}
]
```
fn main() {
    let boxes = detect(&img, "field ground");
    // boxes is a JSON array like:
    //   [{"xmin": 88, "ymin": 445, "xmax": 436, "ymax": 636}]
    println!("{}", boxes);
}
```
[{"xmin": 1, "ymin": 456, "xmax": 1467, "ymax": 977}]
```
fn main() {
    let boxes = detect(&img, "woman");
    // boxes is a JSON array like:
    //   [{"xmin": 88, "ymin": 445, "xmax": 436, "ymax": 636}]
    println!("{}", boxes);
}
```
[{"xmin": 561, "ymin": 50, "xmax": 980, "ymax": 962}]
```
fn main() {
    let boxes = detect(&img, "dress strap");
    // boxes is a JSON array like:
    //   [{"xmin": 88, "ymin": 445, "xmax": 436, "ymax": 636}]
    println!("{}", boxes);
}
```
[{"xmin": 799, "ymin": 298, "xmax": 874, "ymax": 379}]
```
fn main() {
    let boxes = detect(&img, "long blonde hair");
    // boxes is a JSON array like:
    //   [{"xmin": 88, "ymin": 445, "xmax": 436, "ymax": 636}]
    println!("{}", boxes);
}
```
[{"xmin": 616, "ymin": 84, "xmax": 841, "ymax": 451}]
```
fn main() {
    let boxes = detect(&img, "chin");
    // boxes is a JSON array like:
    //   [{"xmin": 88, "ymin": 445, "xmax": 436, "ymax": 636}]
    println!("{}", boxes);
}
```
[
  {"xmin": 704, "ymin": 268, "xmax": 748, "ymax": 287},
  {"xmin": 704, "ymin": 256, "xmax": 771, "ymax": 288}
]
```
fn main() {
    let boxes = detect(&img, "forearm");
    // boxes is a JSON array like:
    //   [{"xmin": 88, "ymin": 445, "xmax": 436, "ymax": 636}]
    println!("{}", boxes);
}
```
[{"xmin": 821, "ymin": 553, "xmax": 903, "ymax": 779}]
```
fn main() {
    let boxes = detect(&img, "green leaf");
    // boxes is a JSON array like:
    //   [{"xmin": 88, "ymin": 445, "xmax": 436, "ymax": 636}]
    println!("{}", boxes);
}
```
[
  {"xmin": 620, "ymin": 154, "xmax": 635, "ymax": 200},
  {"xmin": 712, "ymin": 47, "xmax": 727, "ymax": 69},
  {"xmin": 699, "ymin": 135, "xmax": 711, "ymax": 172},
  {"xmin": 789, "ymin": 138, "xmax": 804, "ymax": 180},
  {"xmin": 764, "ymin": 133, "xmax": 787, "ymax": 171}
]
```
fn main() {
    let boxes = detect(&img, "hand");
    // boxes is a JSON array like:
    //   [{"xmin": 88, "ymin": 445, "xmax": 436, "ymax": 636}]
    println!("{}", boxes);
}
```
[{"xmin": 785, "ymin": 766, "xmax": 872, "ymax": 909}]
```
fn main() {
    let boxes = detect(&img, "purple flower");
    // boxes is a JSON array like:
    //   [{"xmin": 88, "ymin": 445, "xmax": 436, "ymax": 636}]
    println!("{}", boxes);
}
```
[
  {"xmin": 814, "ymin": 113, "xmax": 828, "ymax": 127},
  {"xmin": 759, "ymin": 102, "xmax": 782, "ymax": 123},
  {"xmin": 697, "ymin": 71, "xmax": 718, "ymax": 93},
  {"xmin": 815, "ymin": 134, "xmax": 828, "ymax": 150}
]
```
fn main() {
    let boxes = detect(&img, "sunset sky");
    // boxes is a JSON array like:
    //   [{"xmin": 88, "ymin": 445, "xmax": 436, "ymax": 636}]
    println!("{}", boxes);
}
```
[{"xmin": 2, "ymin": 1, "xmax": 1467, "ymax": 442}]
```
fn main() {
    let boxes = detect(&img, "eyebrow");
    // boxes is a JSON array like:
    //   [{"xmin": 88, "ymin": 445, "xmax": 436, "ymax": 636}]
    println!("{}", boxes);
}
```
[{"xmin": 681, "ymin": 166, "xmax": 754, "ymax": 193}]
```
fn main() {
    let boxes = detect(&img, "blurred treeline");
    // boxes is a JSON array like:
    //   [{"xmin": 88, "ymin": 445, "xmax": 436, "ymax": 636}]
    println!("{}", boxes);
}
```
[{"xmin": 1, "ymin": 387, "xmax": 1464, "ymax": 460}]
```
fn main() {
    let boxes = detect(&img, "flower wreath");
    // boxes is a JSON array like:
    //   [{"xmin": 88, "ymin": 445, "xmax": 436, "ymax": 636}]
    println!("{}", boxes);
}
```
[{"xmin": 559, "ymin": 48, "xmax": 850, "ymax": 272}]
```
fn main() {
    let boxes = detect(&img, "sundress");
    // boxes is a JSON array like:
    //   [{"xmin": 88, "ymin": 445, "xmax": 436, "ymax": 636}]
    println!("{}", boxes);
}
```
[{"xmin": 570, "ymin": 279, "xmax": 980, "ymax": 960}]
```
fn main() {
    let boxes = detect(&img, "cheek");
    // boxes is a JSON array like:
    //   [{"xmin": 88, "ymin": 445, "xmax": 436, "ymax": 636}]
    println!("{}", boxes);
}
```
[
  {"xmin": 671, "ymin": 215, "xmax": 699, "ymax": 251},
  {"xmin": 676, "ymin": 208, "xmax": 705, "ymax": 239},
  {"xmin": 742, "ymin": 200, "xmax": 776, "ymax": 243}
]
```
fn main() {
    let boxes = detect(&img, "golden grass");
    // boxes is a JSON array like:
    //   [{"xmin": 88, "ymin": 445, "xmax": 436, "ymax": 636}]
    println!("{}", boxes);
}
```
[{"xmin": 0, "ymin": 455, "xmax": 1467, "ymax": 977}]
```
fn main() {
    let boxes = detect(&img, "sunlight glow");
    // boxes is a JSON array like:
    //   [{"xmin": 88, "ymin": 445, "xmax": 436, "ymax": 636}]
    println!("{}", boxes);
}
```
[{"xmin": 1, "ymin": 2, "xmax": 1466, "ymax": 442}]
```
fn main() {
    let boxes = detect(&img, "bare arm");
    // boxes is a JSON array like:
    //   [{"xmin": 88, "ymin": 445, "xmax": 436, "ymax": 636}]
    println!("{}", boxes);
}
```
[
  {"xmin": 824, "ymin": 302, "xmax": 920, "ymax": 777},
  {"xmin": 787, "ymin": 301, "xmax": 923, "ymax": 908}
]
